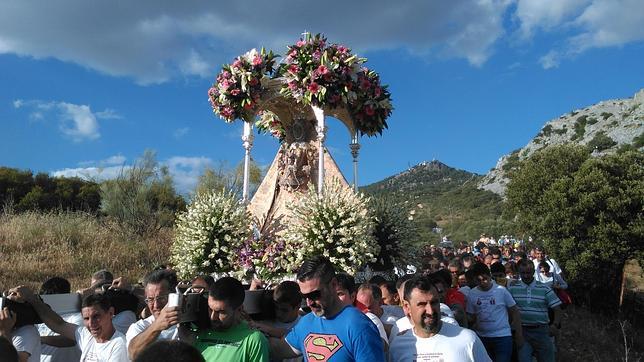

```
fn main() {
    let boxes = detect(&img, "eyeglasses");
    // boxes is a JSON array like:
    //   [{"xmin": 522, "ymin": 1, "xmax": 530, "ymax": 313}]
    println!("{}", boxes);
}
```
[
  {"xmin": 301, "ymin": 289, "xmax": 322, "ymax": 301},
  {"xmin": 144, "ymin": 294, "xmax": 169, "ymax": 305}
]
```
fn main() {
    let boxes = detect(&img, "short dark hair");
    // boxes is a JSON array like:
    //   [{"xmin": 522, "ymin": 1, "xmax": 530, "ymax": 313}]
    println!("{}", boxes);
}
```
[
  {"xmin": 0, "ymin": 336, "xmax": 18, "ymax": 362},
  {"xmin": 92, "ymin": 270, "xmax": 113, "ymax": 283},
  {"xmin": 470, "ymin": 262, "xmax": 491, "ymax": 278},
  {"xmin": 144, "ymin": 269, "xmax": 178, "ymax": 290},
  {"xmin": 296, "ymin": 256, "xmax": 335, "ymax": 282},
  {"xmin": 368, "ymin": 275, "xmax": 387, "ymax": 286},
  {"xmin": 134, "ymin": 340, "xmax": 205, "ymax": 362},
  {"xmin": 40, "ymin": 277, "xmax": 71, "ymax": 295},
  {"xmin": 273, "ymin": 281, "xmax": 301, "ymax": 307},
  {"xmin": 395, "ymin": 274, "xmax": 415, "ymax": 290},
  {"xmin": 209, "ymin": 277, "xmax": 245, "ymax": 309},
  {"xmin": 358, "ymin": 283, "xmax": 382, "ymax": 302},
  {"xmin": 490, "ymin": 262, "xmax": 506, "ymax": 275},
  {"xmin": 335, "ymin": 273, "xmax": 356, "ymax": 294},
  {"xmin": 381, "ymin": 281, "xmax": 397, "ymax": 296},
  {"xmin": 82, "ymin": 293, "xmax": 112, "ymax": 312},
  {"xmin": 403, "ymin": 275, "xmax": 437, "ymax": 302},
  {"xmin": 517, "ymin": 258, "xmax": 534, "ymax": 271},
  {"xmin": 433, "ymin": 269, "xmax": 452, "ymax": 287},
  {"xmin": 538, "ymin": 261, "xmax": 551, "ymax": 272}
]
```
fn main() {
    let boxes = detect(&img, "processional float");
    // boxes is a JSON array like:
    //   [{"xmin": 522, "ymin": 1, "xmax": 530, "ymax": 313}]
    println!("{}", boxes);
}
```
[{"xmin": 208, "ymin": 33, "xmax": 393, "ymax": 227}]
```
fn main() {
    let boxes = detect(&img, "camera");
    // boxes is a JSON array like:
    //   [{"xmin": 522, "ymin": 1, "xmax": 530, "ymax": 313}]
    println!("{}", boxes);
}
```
[
  {"xmin": 168, "ymin": 287, "xmax": 210, "ymax": 329},
  {"xmin": 0, "ymin": 296, "xmax": 42, "ymax": 328}
]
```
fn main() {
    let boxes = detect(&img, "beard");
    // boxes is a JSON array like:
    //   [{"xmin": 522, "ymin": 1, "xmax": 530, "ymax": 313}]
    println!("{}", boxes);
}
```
[
  {"xmin": 419, "ymin": 312, "xmax": 441, "ymax": 334},
  {"xmin": 309, "ymin": 301, "xmax": 325, "ymax": 317}
]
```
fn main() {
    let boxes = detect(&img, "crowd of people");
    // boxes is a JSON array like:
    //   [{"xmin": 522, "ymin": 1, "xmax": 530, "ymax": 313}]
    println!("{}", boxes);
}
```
[{"xmin": 0, "ymin": 238, "xmax": 570, "ymax": 362}]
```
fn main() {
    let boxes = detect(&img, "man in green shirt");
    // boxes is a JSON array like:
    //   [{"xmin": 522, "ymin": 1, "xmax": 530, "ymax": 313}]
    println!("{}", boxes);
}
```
[{"xmin": 180, "ymin": 277, "xmax": 269, "ymax": 362}]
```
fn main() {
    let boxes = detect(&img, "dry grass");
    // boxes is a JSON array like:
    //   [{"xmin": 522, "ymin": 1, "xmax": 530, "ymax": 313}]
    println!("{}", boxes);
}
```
[
  {"xmin": 557, "ymin": 304, "xmax": 643, "ymax": 361},
  {"xmin": 0, "ymin": 211, "xmax": 173, "ymax": 292}
]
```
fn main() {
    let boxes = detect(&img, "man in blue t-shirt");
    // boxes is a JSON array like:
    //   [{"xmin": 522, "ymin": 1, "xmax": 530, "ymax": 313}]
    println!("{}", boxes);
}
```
[{"xmin": 269, "ymin": 256, "xmax": 385, "ymax": 362}]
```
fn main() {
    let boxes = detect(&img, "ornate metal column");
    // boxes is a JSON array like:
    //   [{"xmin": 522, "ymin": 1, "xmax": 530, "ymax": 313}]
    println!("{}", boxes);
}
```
[
  {"xmin": 312, "ymin": 106, "xmax": 326, "ymax": 195},
  {"xmin": 350, "ymin": 130, "xmax": 360, "ymax": 191},
  {"xmin": 241, "ymin": 121, "xmax": 254, "ymax": 203}
]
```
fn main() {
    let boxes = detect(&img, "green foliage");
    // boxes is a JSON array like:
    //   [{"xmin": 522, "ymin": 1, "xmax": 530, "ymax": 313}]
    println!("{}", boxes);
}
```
[
  {"xmin": 601, "ymin": 112, "xmax": 613, "ymax": 120},
  {"xmin": 369, "ymin": 197, "xmax": 420, "ymax": 271},
  {"xmin": 506, "ymin": 146, "xmax": 643, "ymax": 308},
  {"xmin": 633, "ymin": 131, "xmax": 644, "ymax": 148},
  {"xmin": 539, "ymin": 124, "xmax": 553, "ymax": 137},
  {"xmin": 554, "ymin": 128, "xmax": 567, "ymax": 135},
  {"xmin": 100, "ymin": 150, "xmax": 186, "ymax": 235},
  {"xmin": 502, "ymin": 149, "xmax": 521, "ymax": 172},
  {"xmin": 586, "ymin": 116, "xmax": 598, "ymax": 125},
  {"xmin": 361, "ymin": 161, "xmax": 508, "ymax": 244},
  {"xmin": 571, "ymin": 115, "xmax": 588, "ymax": 140},
  {"xmin": 587, "ymin": 131, "xmax": 617, "ymax": 151},
  {"xmin": 0, "ymin": 167, "xmax": 100, "ymax": 213}
]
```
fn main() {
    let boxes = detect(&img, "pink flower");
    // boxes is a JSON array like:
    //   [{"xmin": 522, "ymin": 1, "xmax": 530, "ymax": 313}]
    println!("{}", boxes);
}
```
[
  {"xmin": 317, "ymin": 65, "xmax": 329, "ymax": 75},
  {"xmin": 288, "ymin": 81, "xmax": 298, "ymax": 90},
  {"xmin": 374, "ymin": 86, "xmax": 382, "ymax": 97},
  {"xmin": 222, "ymin": 70, "xmax": 232, "ymax": 79},
  {"xmin": 230, "ymin": 89, "xmax": 241, "ymax": 96},
  {"xmin": 249, "ymin": 78, "xmax": 259, "ymax": 86},
  {"xmin": 337, "ymin": 45, "xmax": 348, "ymax": 53},
  {"xmin": 288, "ymin": 65, "xmax": 299, "ymax": 74},
  {"xmin": 252, "ymin": 55, "xmax": 263, "ymax": 66},
  {"xmin": 244, "ymin": 101, "xmax": 254, "ymax": 110},
  {"xmin": 296, "ymin": 40, "xmax": 306, "ymax": 47},
  {"xmin": 222, "ymin": 106, "xmax": 234, "ymax": 118},
  {"xmin": 308, "ymin": 82, "xmax": 320, "ymax": 94},
  {"xmin": 208, "ymin": 87, "xmax": 217, "ymax": 97},
  {"xmin": 364, "ymin": 105, "xmax": 375, "ymax": 116},
  {"xmin": 232, "ymin": 59, "xmax": 243, "ymax": 68},
  {"xmin": 312, "ymin": 50, "xmax": 321, "ymax": 61},
  {"xmin": 220, "ymin": 80, "xmax": 232, "ymax": 90},
  {"xmin": 360, "ymin": 78, "xmax": 371, "ymax": 90}
]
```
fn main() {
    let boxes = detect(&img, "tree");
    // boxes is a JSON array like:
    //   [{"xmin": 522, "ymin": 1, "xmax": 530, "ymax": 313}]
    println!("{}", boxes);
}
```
[
  {"xmin": 506, "ymin": 146, "xmax": 643, "ymax": 309},
  {"xmin": 100, "ymin": 150, "xmax": 186, "ymax": 235},
  {"xmin": 193, "ymin": 159, "xmax": 263, "ymax": 198}
]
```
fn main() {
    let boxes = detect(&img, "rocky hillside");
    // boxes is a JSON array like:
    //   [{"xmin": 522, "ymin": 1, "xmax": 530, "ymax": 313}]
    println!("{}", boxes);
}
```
[
  {"xmin": 480, "ymin": 89, "xmax": 644, "ymax": 196},
  {"xmin": 361, "ymin": 160, "xmax": 508, "ymax": 243}
]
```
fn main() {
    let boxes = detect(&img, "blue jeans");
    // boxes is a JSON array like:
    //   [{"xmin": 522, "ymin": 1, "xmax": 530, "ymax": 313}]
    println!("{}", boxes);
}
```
[
  {"xmin": 518, "ymin": 325, "xmax": 555, "ymax": 362},
  {"xmin": 480, "ymin": 336, "xmax": 513, "ymax": 362}
]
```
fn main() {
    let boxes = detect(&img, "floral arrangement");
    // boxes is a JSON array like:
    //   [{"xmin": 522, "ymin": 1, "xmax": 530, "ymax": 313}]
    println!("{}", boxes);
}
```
[
  {"xmin": 278, "ymin": 33, "xmax": 362, "ymax": 108},
  {"xmin": 369, "ymin": 197, "xmax": 420, "ymax": 271},
  {"xmin": 208, "ymin": 48, "xmax": 278, "ymax": 122},
  {"xmin": 349, "ymin": 68, "xmax": 393, "ymax": 136},
  {"xmin": 208, "ymin": 33, "xmax": 393, "ymax": 137},
  {"xmin": 236, "ymin": 215, "xmax": 292, "ymax": 285},
  {"xmin": 255, "ymin": 110, "xmax": 286, "ymax": 143},
  {"xmin": 282, "ymin": 180, "xmax": 379, "ymax": 275},
  {"xmin": 170, "ymin": 189, "xmax": 251, "ymax": 279}
]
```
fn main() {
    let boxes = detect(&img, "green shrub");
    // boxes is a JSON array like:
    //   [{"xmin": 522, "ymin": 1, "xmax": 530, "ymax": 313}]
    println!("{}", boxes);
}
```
[{"xmin": 587, "ymin": 131, "xmax": 617, "ymax": 151}]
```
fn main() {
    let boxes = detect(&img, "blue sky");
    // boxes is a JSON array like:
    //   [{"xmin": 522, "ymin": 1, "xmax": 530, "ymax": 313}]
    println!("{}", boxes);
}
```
[{"xmin": 1, "ymin": 0, "xmax": 643, "ymax": 194}]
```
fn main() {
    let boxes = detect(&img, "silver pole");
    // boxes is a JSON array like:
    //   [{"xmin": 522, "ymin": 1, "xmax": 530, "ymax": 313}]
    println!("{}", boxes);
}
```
[
  {"xmin": 242, "ymin": 121, "xmax": 254, "ymax": 203},
  {"xmin": 312, "ymin": 106, "xmax": 326, "ymax": 195},
  {"xmin": 350, "ymin": 130, "xmax": 360, "ymax": 191}
]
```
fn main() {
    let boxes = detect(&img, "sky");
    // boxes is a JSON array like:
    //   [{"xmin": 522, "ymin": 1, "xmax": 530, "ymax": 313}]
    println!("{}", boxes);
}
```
[{"xmin": 1, "ymin": 0, "xmax": 644, "ymax": 194}]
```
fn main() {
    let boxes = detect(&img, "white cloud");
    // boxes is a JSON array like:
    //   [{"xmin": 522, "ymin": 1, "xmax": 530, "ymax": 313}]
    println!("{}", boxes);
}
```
[
  {"xmin": 166, "ymin": 156, "xmax": 213, "ymax": 194},
  {"xmin": 0, "ymin": 1, "xmax": 513, "ymax": 84},
  {"xmin": 51, "ymin": 165, "xmax": 128, "ymax": 181},
  {"xmin": 13, "ymin": 99, "xmax": 119, "ymax": 141},
  {"xmin": 173, "ymin": 127, "xmax": 190, "ymax": 139},
  {"xmin": 539, "ymin": 50, "xmax": 561, "ymax": 69},
  {"xmin": 515, "ymin": 0, "xmax": 644, "ymax": 67},
  {"xmin": 51, "ymin": 155, "xmax": 214, "ymax": 194},
  {"xmin": 58, "ymin": 103, "xmax": 100, "ymax": 141}
]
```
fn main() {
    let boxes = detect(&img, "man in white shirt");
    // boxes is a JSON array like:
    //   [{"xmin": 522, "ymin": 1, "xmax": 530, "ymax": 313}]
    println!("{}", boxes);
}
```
[
  {"xmin": 532, "ymin": 246, "xmax": 562, "ymax": 277},
  {"xmin": 126, "ymin": 269, "xmax": 179, "ymax": 360},
  {"xmin": 9, "ymin": 286, "xmax": 128, "ymax": 362},
  {"xmin": 389, "ymin": 275, "xmax": 491, "ymax": 362}
]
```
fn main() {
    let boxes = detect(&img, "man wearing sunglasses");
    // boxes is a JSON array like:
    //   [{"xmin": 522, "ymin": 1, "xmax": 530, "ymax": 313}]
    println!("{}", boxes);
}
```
[
  {"xmin": 127, "ymin": 269, "xmax": 180, "ymax": 360},
  {"xmin": 270, "ymin": 256, "xmax": 385, "ymax": 361}
]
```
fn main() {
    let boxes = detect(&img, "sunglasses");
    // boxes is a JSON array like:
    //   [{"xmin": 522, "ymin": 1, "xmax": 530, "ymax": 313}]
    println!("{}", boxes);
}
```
[{"xmin": 301, "ymin": 289, "xmax": 323, "ymax": 301}]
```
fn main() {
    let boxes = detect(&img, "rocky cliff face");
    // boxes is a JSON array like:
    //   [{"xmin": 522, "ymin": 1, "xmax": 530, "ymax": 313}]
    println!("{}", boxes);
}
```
[{"xmin": 479, "ymin": 89, "xmax": 644, "ymax": 196}]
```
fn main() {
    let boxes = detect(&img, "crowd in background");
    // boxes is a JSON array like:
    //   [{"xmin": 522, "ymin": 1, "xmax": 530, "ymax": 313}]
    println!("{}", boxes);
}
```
[{"xmin": 0, "ymin": 235, "xmax": 569, "ymax": 362}]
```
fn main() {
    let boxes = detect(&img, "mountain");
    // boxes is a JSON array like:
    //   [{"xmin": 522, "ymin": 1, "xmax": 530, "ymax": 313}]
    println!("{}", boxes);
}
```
[
  {"xmin": 361, "ymin": 160, "xmax": 509, "ymax": 244},
  {"xmin": 480, "ymin": 89, "xmax": 644, "ymax": 196}
]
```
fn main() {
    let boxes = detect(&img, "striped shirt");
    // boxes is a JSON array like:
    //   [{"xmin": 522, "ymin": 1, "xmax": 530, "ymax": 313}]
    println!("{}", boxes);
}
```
[{"xmin": 508, "ymin": 279, "xmax": 561, "ymax": 326}]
